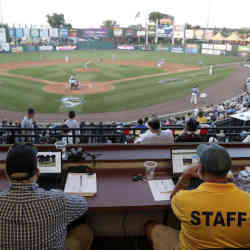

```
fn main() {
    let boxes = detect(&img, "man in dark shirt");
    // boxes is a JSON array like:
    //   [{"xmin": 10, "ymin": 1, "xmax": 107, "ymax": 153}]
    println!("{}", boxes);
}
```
[
  {"xmin": 176, "ymin": 118, "xmax": 203, "ymax": 142},
  {"xmin": 0, "ymin": 144, "xmax": 93, "ymax": 250}
]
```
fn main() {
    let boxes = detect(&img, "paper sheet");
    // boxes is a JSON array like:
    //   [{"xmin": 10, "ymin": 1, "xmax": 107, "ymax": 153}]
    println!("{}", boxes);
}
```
[
  {"xmin": 148, "ymin": 179, "xmax": 175, "ymax": 201},
  {"xmin": 64, "ymin": 173, "xmax": 97, "ymax": 196}
]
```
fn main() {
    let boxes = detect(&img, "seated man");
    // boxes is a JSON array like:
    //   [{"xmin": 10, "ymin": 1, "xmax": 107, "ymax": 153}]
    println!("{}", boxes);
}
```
[
  {"xmin": 0, "ymin": 144, "xmax": 93, "ymax": 250},
  {"xmin": 176, "ymin": 118, "xmax": 203, "ymax": 142},
  {"xmin": 146, "ymin": 144, "xmax": 250, "ymax": 250},
  {"xmin": 135, "ymin": 116, "xmax": 174, "ymax": 144}
]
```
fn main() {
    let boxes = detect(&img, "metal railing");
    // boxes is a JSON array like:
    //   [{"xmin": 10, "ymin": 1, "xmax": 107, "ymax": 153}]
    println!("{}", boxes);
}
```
[{"xmin": 1, "ymin": 125, "xmax": 250, "ymax": 144}]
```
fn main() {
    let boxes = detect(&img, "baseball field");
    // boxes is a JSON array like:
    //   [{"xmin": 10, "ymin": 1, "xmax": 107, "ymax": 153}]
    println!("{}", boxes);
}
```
[{"xmin": 0, "ymin": 50, "xmax": 241, "ymax": 116}]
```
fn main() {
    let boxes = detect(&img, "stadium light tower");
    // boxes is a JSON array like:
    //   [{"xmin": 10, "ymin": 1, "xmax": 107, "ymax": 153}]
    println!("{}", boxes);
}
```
[
  {"xmin": 206, "ymin": 0, "xmax": 212, "ymax": 29},
  {"xmin": 0, "ymin": 0, "xmax": 3, "ymax": 24}
]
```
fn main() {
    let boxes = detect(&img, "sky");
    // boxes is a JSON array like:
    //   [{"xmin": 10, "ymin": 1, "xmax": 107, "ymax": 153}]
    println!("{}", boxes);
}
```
[{"xmin": 0, "ymin": 0, "xmax": 249, "ymax": 29}]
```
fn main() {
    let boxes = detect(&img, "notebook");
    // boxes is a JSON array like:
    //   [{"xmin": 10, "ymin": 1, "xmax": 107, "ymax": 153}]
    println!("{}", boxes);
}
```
[{"xmin": 64, "ymin": 173, "xmax": 97, "ymax": 197}]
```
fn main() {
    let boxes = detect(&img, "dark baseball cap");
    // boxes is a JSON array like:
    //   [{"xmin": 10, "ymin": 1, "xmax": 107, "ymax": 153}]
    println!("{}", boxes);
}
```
[
  {"xmin": 6, "ymin": 144, "xmax": 38, "ymax": 181},
  {"xmin": 197, "ymin": 144, "xmax": 232, "ymax": 176}
]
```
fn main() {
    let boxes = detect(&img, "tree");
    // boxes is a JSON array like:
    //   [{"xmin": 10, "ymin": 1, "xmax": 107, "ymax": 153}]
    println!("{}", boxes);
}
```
[
  {"xmin": 193, "ymin": 25, "xmax": 201, "ymax": 29},
  {"xmin": 46, "ymin": 13, "xmax": 72, "ymax": 29},
  {"xmin": 0, "ymin": 23, "xmax": 8, "ymax": 29},
  {"xmin": 102, "ymin": 20, "xmax": 118, "ymax": 28},
  {"xmin": 149, "ymin": 12, "xmax": 173, "ymax": 24}
]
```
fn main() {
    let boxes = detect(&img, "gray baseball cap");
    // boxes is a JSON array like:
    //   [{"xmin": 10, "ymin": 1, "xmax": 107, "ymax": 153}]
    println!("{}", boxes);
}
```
[{"xmin": 197, "ymin": 144, "xmax": 232, "ymax": 176}]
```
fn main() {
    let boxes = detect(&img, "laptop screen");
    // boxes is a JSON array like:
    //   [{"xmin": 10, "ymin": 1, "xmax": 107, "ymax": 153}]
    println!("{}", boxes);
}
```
[
  {"xmin": 37, "ymin": 152, "xmax": 61, "ymax": 174},
  {"xmin": 172, "ymin": 149, "xmax": 199, "ymax": 174}
]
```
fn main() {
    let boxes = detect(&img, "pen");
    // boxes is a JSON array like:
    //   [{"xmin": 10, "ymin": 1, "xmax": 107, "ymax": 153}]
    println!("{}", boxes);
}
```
[{"xmin": 80, "ymin": 175, "xmax": 82, "ymax": 187}]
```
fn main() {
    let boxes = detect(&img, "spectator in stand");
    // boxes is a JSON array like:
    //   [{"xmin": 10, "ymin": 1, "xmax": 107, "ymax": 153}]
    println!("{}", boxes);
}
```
[
  {"xmin": 210, "ymin": 114, "xmax": 217, "ymax": 128},
  {"xmin": 135, "ymin": 116, "xmax": 174, "ymax": 144},
  {"xmin": 175, "ymin": 117, "xmax": 184, "ymax": 125},
  {"xmin": 21, "ymin": 108, "xmax": 35, "ymax": 142},
  {"xmin": 65, "ymin": 111, "xmax": 80, "ymax": 143},
  {"xmin": 197, "ymin": 111, "xmax": 207, "ymax": 124},
  {"xmin": 185, "ymin": 112, "xmax": 192, "ymax": 122},
  {"xmin": 176, "ymin": 118, "xmax": 203, "ymax": 142},
  {"xmin": 145, "ymin": 144, "xmax": 250, "ymax": 250},
  {"xmin": 217, "ymin": 103, "xmax": 225, "ymax": 118},
  {"xmin": 61, "ymin": 124, "xmax": 72, "ymax": 144},
  {"xmin": 135, "ymin": 118, "xmax": 148, "ymax": 134},
  {"xmin": 0, "ymin": 144, "xmax": 93, "ymax": 250}
]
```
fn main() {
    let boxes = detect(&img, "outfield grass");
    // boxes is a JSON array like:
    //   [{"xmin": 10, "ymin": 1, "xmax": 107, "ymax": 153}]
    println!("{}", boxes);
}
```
[
  {"xmin": 0, "ymin": 50, "xmax": 241, "ymax": 66},
  {"xmin": 10, "ymin": 63, "xmax": 165, "ymax": 83},
  {"xmin": 0, "ymin": 66, "xmax": 235, "ymax": 113}
]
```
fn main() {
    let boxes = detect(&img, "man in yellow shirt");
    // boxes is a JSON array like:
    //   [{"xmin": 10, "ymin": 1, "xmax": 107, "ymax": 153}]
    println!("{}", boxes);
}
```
[
  {"xmin": 146, "ymin": 144, "xmax": 250, "ymax": 250},
  {"xmin": 197, "ymin": 111, "xmax": 207, "ymax": 124}
]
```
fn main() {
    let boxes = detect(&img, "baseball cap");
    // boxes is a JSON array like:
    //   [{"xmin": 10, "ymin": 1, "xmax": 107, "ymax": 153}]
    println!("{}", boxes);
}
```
[
  {"xmin": 197, "ymin": 144, "xmax": 232, "ymax": 176},
  {"xmin": 6, "ymin": 144, "xmax": 38, "ymax": 181}
]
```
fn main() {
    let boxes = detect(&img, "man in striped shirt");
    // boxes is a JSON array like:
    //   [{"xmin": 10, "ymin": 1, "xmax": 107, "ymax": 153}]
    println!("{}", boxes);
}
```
[{"xmin": 0, "ymin": 144, "xmax": 92, "ymax": 250}]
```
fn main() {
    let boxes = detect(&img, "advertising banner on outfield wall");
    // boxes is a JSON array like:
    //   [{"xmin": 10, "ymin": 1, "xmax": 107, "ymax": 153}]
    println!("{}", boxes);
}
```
[
  {"xmin": 23, "ymin": 28, "xmax": 30, "ymax": 39},
  {"xmin": 157, "ymin": 25, "xmax": 173, "ymax": 38},
  {"xmin": 160, "ymin": 18, "xmax": 174, "ymax": 25},
  {"xmin": 60, "ymin": 29, "xmax": 68, "ymax": 38},
  {"xmin": 202, "ymin": 49, "xmax": 222, "ymax": 55},
  {"xmin": 117, "ymin": 45, "xmax": 135, "ymax": 50},
  {"xmin": 113, "ymin": 27, "xmax": 123, "ymax": 37},
  {"xmin": 30, "ymin": 29, "xmax": 39, "ymax": 38},
  {"xmin": 40, "ymin": 29, "xmax": 49, "ymax": 39},
  {"xmin": 185, "ymin": 48, "xmax": 199, "ymax": 54},
  {"xmin": 39, "ymin": 45, "xmax": 54, "ymax": 51},
  {"xmin": 15, "ymin": 28, "xmax": 24, "ymax": 39},
  {"xmin": 0, "ymin": 28, "xmax": 7, "ymax": 43},
  {"xmin": 213, "ymin": 44, "xmax": 226, "ymax": 50},
  {"xmin": 186, "ymin": 44, "xmax": 199, "ymax": 49},
  {"xmin": 11, "ymin": 46, "xmax": 23, "ymax": 53},
  {"xmin": 202, "ymin": 43, "xmax": 214, "ymax": 49},
  {"xmin": 50, "ymin": 28, "xmax": 59, "ymax": 38},
  {"xmin": 185, "ymin": 30, "xmax": 194, "ymax": 39},
  {"xmin": 202, "ymin": 43, "xmax": 232, "ymax": 52},
  {"xmin": 239, "ymin": 46, "xmax": 250, "ymax": 52},
  {"xmin": 225, "ymin": 44, "xmax": 232, "ymax": 52},
  {"xmin": 69, "ymin": 29, "xmax": 78, "ymax": 38},
  {"xmin": 77, "ymin": 29, "xmax": 109, "ymax": 39},
  {"xmin": 137, "ymin": 30, "xmax": 145, "ymax": 37},
  {"xmin": 171, "ymin": 47, "xmax": 185, "ymax": 53},
  {"xmin": 124, "ymin": 28, "xmax": 136, "ymax": 37},
  {"xmin": 23, "ymin": 45, "xmax": 37, "ymax": 52},
  {"xmin": 8, "ymin": 28, "xmax": 15, "ymax": 39},
  {"xmin": 56, "ymin": 45, "xmax": 77, "ymax": 51},
  {"xmin": 0, "ymin": 43, "xmax": 10, "ymax": 52}
]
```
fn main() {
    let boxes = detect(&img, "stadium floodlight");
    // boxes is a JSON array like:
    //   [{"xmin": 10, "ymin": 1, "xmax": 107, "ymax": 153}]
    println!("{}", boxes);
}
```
[
  {"xmin": 0, "ymin": 0, "xmax": 3, "ymax": 24},
  {"xmin": 206, "ymin": 0, "xmax": 212, "ymax": 29}
]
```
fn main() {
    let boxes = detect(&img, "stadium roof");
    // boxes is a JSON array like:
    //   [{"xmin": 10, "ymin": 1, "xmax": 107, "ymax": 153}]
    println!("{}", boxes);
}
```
[
  {"xmin": 211, "ymin": 32, "xmax": 225, "ymax": 41},
  {"xmin": 225, "ymin": 32, "xmax": 242, "ymax": 41}
]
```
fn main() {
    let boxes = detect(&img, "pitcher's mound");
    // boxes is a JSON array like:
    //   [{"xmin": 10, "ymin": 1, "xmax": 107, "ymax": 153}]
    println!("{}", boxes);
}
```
[{"xmin": 74, "ymin": 68, "xmax": 99, "ymax": 73}]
